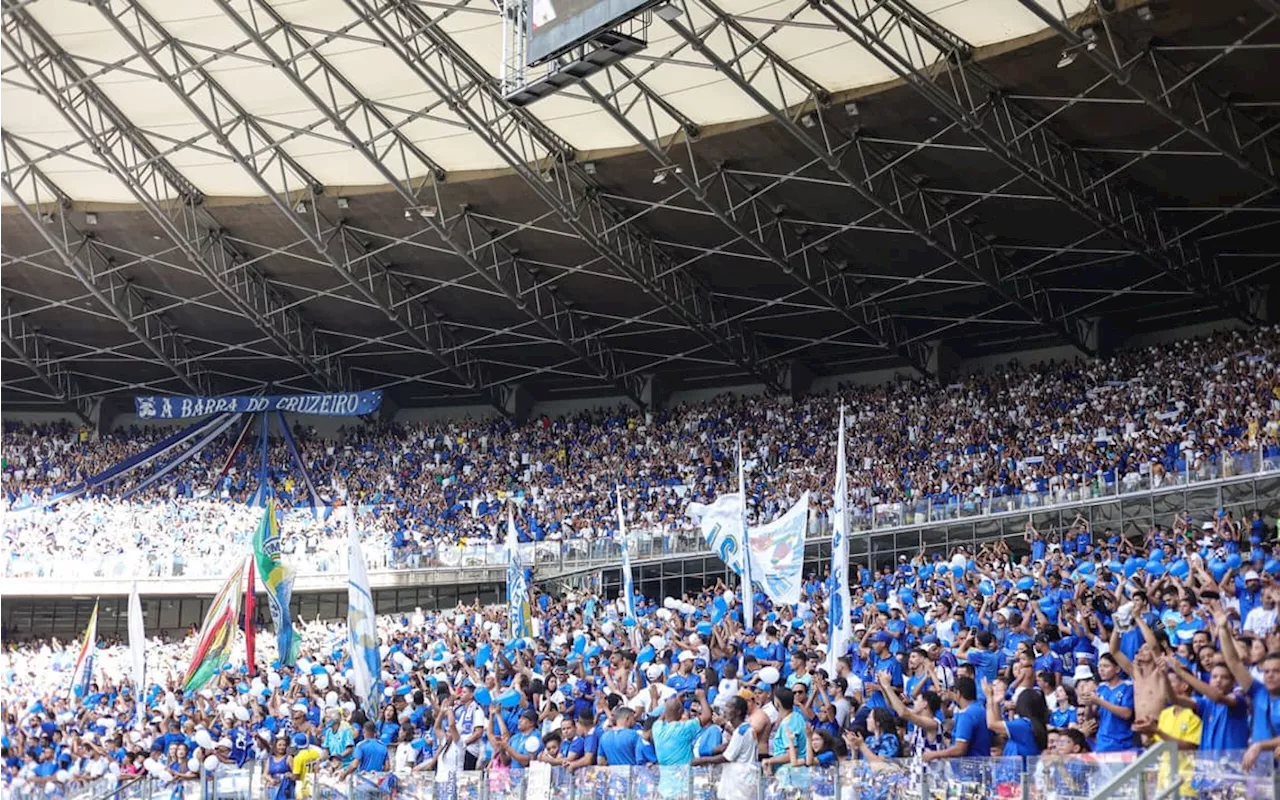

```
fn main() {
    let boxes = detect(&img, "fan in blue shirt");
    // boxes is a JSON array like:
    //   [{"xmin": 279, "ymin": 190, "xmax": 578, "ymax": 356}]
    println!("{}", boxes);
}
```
[
  {"xmin": 921, "ymin": 677, "xmax": 991, "ymax": 763},
  {"xmin": 1089, "ymin": 655, "xmax": 1135, "ymax": 753},
  {"xmin": 597, "ymin": 709, "xmax": 645, "ymax": 765}
]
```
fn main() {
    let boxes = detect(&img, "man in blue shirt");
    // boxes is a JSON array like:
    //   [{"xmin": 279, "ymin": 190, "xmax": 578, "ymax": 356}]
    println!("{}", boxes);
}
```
[
  {"xmin": 921, "ymin": 676, "xmax": 990, "ymax": 761},
  {"xmin": 342, "ymin": 722, "xmax": 389, "ymax": 776},
  {"xmin": 862, "ymin": 631, "xmax": 901, "ymax": 710},
  {"xmin": 651, "ymin": 691, "xmax": 712, "ymax": 766},
  {"xmin": 597, "ymin": 707, "xmax": 644, "ymax": 765}
]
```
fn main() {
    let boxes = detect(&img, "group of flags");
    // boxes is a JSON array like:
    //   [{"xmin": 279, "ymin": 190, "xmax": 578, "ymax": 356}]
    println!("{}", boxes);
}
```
[
  {"xmin": 71, "ymin": 418, "xmax": 851, "ymax": 712},
  {"xmin": 677, "ymin": 414, "xmax": 851, "ymax": 674}
]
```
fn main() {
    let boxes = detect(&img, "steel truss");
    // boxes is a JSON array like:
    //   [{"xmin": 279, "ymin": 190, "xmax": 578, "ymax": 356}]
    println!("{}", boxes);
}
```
[
  {"xmin": 1015, "ymin": 0, "xmax": 1280, "ymax": 195},
  {"xmin": 0, "ymin": 133, "xmax": 224, "ymax": 397},
  {"xmin": 645, "ymin": 0, "xmax": 1097, "ymax": 356},
  {"xmin": 803, "ymin": 0, "xmax": 1265, "ymax": 327},
  {"xmin": 0, "ymin": 1, "xmax": 355, "ymax": 394},
  {"xmin": 339, "ymin": 0, "xmax": 792, "ymax": 394},
  {"xmin": 578, "ymin": 63, "xmax": 938, "ymax": 375},
  {"xmin": 85, "ymin": 0, "xmax": 535, "ymax": 412},
  {"xmin": 1, "ymin": 301, "xmax": 96, "ymax": 424},
  {"xmin": 201, "ymin": 0, "xmax": 648, "ymax": 407}
]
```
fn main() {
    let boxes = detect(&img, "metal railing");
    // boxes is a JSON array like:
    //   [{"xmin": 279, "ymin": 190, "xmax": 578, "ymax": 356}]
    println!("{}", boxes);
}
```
[
  {"xmin": 8, "ymin": 747, "xmax": 1265, "ymax": 800},
  {"xmin": 5, "ymin": 446, "xmax": 1277, "ymax": 586}
]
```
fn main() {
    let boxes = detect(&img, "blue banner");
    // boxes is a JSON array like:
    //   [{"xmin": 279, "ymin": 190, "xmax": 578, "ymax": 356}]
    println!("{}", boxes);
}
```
[{"xmin": 134, "ymin": 391, "xmax": 382, "ymax": 419}]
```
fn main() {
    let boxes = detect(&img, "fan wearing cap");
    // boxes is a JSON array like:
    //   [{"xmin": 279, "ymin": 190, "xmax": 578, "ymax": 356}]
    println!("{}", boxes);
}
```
[
  {"xmin": 490, "ymin": 708, "xmax": 543, "ymax": 771},
  {"xmin": 1227, "ymin": 567, "xmax": 1265, "ymax": 622},
  {"xmin": 858, "ymin": 630, "xmax": 901, "ymax": 711},
  {"xmin": 626, "ymin": 664, "xmax": 675, "ymax": 717}
]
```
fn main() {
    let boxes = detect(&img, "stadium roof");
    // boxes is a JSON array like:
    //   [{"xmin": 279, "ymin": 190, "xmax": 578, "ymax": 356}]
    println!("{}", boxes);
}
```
[{"xmin": 2, "ymin": 0, "xmax": 1277, "ymax": 419}]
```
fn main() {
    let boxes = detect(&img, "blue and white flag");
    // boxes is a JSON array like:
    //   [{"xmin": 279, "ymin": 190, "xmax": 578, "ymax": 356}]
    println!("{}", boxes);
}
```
[
  {"xmin": 135, "ymin": 391, "xmax": 382, "ymax": 419},
  {"xmin": 615, "ymin": 485, "xmax": 639, "ymax": 646},
  {"xmin": 347, "ymin": 530, "xmax": 381, "ymax": 718},
  {"xmin": 689, "ymin": 492, "xmax": 808, "ymax": 609},
  {"xmin": 506, "ymin": 506, "xmax": 532, "ymax": 640},
  {"xmin": 750, "ymin": 493, "xmax": 809, "ymax": 606},
  {"xmin": 826, "ymin": 407, "xmax": 852, "ymax": 676}
]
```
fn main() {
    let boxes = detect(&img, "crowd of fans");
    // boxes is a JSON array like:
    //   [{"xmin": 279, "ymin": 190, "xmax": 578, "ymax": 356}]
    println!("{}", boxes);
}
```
[
  {"xmin": 4, "ymin": 502, "xmax": 1280, "ymax": 798},
  {"xmin": 4, "ymin": 326, "xmax": 1278, "ymax": 580},
  {"xmin": 2, "ymin": 324, "xmax": 1280, "ymax": 797}
]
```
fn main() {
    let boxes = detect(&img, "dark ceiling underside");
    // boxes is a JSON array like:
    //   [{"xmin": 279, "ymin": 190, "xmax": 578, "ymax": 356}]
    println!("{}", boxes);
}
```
[{"xmin": 2, "ymin": 0, "xmax": 1278, "ymax": 418}]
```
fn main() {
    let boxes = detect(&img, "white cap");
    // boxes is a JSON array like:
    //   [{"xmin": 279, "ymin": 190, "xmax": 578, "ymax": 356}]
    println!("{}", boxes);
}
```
[
  {"xmin": 1071, "ymin": 665, "xmax": 1094, "ymax": 682},
  {"xmin": 1202, "ymin": 522, "xmax": 1215, "ymax": 531},
  {"xmin": 1245, "ymin": 571, "xmax": 1261, "ymax": 582},
  {"xmin": 1015, "ymin": 593, "xmax": 1030, "ymax": 602},
  {"xmin": 677, "ymin": 651, "xmax": 695, "ymax": 662},
  {"xmin": 216, "ymin": 739, "xmax": 232, "ymax": 750},
  {"xmin": 854, "ymin": 623, "xmax": 867, "ymax": 632},
  {"xmin": 645, "ymin": 664, "xmax": 665, "ymax": 681}
]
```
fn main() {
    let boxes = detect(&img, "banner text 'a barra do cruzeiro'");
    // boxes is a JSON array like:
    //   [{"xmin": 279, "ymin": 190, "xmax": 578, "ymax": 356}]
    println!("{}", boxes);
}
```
[{"xmin": 135, "ymin": 391, "xmax": 382, "ymax": 420}]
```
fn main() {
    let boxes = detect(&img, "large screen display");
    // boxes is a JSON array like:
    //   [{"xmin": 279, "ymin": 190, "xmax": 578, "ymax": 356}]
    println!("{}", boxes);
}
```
[{"xmin": 527, "ymin": 0, "xmax": 654, "ymax": 66}]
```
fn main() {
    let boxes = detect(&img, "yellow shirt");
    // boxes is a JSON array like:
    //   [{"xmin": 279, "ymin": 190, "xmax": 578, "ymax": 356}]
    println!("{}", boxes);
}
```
[
  {"xmin": 292, "ymin": 746, "xmax": 324, "ymax": 798},
  {"xmin": 1155, "ymin": 706, "xmax": 1201, "ymax": 797}
]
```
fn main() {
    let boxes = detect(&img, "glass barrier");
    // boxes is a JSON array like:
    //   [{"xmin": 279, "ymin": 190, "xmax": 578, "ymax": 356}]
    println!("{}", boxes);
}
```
[
  {"xmin": 28, "ymin": 752, "xmax": 1267, "ymax": 800},
  {"xmin": 5, "ymin": 445, "xmax": 1277, "ymax": 582}
]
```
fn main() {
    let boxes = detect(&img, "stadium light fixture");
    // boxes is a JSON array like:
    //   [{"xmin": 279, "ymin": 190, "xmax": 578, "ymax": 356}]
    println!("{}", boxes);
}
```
[
  {"xmin": 293, "ymin": 200, "xmax": 308, "ymax": 214},
  {"xmin": 652, "ymin": 165, "xmax": 683, "ymax": 184},
  {"xmin": 337, "ymin": 197, "xmax": 350, "ymax": 210},
  {"xmin": 801, "ymin": 113, "xmax": 816, "ymax": 128},
  {"xmin": 654, "ymin": 4, "xmax": 681, "ymax": 22},
  {"xmin": 85, "ymin": 212, "xmax": 98, "ymax": 225},
  {"xmin": 844, "ymin": 102, "xmax": 859, "ymax": 117},
  {"xmin": 404, "ymin": 205, "xmax": 438, "ymax": 220},
  {"xmin": 1057, "ymin": 50, "xmax": 1078, "ymax": 69},
  {"xmin": 1136, "ymin": 5, "xmax": 1153, "ymax": 21}
]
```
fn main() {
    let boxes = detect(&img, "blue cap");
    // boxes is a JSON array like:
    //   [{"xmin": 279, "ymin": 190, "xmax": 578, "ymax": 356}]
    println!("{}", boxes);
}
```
[
  {"xmin": 871, "ymin": 631, "xmax": 893, "ymax": 645},
  {"xmin": 292, "ymin": 733, "xmax": 308, "ymax": 749}
]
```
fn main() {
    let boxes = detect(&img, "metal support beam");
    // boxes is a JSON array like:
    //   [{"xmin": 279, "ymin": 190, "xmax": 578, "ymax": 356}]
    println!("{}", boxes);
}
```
[
  {"xmin": 344, "ymin": 0, "xmax": 791, "ymax": 394},
  {"xmin": 1014, "ymin": 0, "xmax": 1280, "ymax": 194},
  {"xmin": 0, "ymin": 2, "xmax": 353, "ymax": 393},
  {"xmin": 86, "ymin": 0, "xmax": 516, "ymax": 409},
  {"xmin": 2, "ymin": 303, "xmax": 96, "ymax": 425},
  {"xmin": 1, "ymin": 133, "xmax": 222, "ymax": 396},
  {"xmin": 802, "ymin": 0, "xmax": 1262, "ymax": 327},
  {"xmin": 583, "ymin": 64, "xmax": 936, "ymax": 376},
  {"xmin": 204, "ymin": 0, "xmax": 647, "ymax": 407},
  {"xmin": 658, "ymin": 2, "xmax": 1096, "ymax": 356}
]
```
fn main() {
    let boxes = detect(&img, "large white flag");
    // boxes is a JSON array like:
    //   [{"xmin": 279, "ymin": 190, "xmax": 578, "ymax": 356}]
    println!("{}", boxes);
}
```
[
  {"xmin": 826, "ymin": 408, "xmax": 852, "ymax": 677},
  {"xmin": 750, "ymin": 493, "xmax": 808, "ymax": 606},
  {"xmin": 615, "ymin": 486, "xmax": 639, "ymax": 648},
  {"xmin": 689, "ymin": 491, "xmax": 809, "ymax": 609},
  {"xmin": 347, "ymin": 531, "xmax": 381, "ymax": 717},
  {"xmin": 128, "ymin": 581, "xmax": 146, "ymax": 729}
]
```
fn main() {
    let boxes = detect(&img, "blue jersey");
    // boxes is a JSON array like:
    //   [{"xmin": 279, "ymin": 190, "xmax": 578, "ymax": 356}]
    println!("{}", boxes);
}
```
[{"xmin": 1095, "ymin": 681, "xmax": 1135, "ymax": 753}]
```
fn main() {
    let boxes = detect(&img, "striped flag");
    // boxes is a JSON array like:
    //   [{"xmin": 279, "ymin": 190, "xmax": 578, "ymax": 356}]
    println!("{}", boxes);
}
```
[
  {"xmin": 252, "ymin": 497, "xmax": 297, "ymax": 666},
  {"xmin": 183, "ymin": 562, "xmax": 245, "ymax": 692},
  {"xmin": 69, "ymin": 601, "xmax": 98, "ymax": 703},
  {"xmin": 826, "ymin": 406, "xmax": 852, "ymax": 677}
]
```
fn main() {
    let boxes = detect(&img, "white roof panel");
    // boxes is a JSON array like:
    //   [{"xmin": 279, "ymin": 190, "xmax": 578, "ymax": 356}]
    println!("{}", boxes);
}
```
[{"xmin": 1, "ymin": 0, "xmax": 1087, "ymax": 204}]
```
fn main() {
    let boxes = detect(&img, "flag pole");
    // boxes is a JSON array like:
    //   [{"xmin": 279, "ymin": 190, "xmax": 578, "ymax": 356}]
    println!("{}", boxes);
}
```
[{"xmin": 737, "ymin": 433, "xmax": 753, "ymax": 633}]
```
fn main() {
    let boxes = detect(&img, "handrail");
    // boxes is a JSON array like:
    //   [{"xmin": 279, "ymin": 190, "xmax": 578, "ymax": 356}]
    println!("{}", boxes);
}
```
[
  {"xmin": 89, "ymin": 773, "xmax": 147, "ymax": 800},
  {"xmin": 1088, "ymin": 741, "xmax": 1178, "ymax": 800}
]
